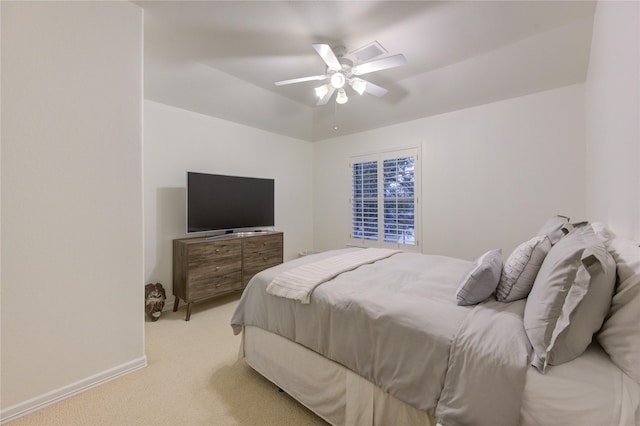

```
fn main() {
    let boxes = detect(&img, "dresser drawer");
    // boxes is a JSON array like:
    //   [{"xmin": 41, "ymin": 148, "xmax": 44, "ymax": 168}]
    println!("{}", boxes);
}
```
[
  {"xmin": 189, "ymin": 255, "xmax": 241, "ymax": 280},
  {"xmin": 243, "ymin": 247, "xmax": 283, "ymax": 286},
  {"xmin": 243, "ymin": 248, "xmax": 283, "ymax": 270},
  {"xmin": 186, "ymin": 271, "xmax": 242, "ymax": 301},
  {"xmin": 243, "ymin": 234, "xmax": 283, "ymax": 253},
  {"xmin": 188, "ymin": 239, "xmax": 241, "ymax": 267}
]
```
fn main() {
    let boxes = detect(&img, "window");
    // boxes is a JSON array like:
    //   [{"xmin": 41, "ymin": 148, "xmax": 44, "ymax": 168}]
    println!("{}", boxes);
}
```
[{"xmin": 351, "ymin": 148, "xmax": 418, "ymax": 249}]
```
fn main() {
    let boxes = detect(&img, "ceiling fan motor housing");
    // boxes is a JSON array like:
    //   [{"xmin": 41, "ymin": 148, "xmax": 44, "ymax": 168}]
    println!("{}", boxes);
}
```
[
  {"xmin": 333, "ymin": 45, "xmax": 348, "ymax": 58},
  {"xmin": 330, "ymin": 72, "xmax": 345, "ymax": 88},
  {"xmin": 328, "ymin": 50, "xmax": 354, "ymax": 89}
]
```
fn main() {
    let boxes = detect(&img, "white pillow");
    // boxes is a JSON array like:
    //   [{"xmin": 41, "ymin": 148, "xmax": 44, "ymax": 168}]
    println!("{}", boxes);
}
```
[
  {"xmin": 536, "ymin": 215, "xmax": 570, "ymax": 245},
  {"xmin": 597, "ymin": 237, "xmax": 640, "ymax": 383},
  {"xmin": 456, "ymin": 249, "xmax": 502, "ymax": 306},
  {"xmin": 496, "ymin": 236, "xmax": 551, "ymax": 302},
  {"xmin": 524, "ymin": 225, "xmax": 616, "ymax": 371},
  {"xmin": 590, "ymin": 222, "xmax": 616, "ymax": 243},
  {"xmin": 607, "ymin": 236, "xmax": 640, "ymax": 283}
]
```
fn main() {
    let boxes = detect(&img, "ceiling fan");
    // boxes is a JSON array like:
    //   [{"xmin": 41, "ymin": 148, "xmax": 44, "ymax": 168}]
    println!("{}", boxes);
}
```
[{"xmin": 275, "ymin": 41, "xmax": 407, "ymax": 106}]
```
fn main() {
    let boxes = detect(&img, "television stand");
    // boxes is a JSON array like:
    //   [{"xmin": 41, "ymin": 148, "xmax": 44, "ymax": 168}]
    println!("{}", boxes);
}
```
[{"xmin": 172, "ymin": 231, "xmax": 283, "ymax": 321}]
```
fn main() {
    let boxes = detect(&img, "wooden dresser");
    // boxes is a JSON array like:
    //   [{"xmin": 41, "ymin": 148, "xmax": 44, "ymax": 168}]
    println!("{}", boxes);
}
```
[{"xmin": 172, "ymin": 231, "xmax": 283, "ymax": 321}]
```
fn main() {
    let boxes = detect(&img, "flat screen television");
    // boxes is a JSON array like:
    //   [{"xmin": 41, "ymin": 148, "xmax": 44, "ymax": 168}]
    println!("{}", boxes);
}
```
[{"xmin": 186, "ymin": 171, "xmax": 275, "ymax": 234}]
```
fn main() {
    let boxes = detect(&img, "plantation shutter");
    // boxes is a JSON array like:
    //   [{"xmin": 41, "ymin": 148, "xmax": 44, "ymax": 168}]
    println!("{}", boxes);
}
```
[
  {"xmin": 383, "ymin": 156, "xmax": 415, "ymax": 245},
  {"xmin": 350, "ymin": 148, "xmax": 418, "ymax": 249},
  {"xmin": 351, "ymin": 160, "xmax": 378, "ymax": 241}
]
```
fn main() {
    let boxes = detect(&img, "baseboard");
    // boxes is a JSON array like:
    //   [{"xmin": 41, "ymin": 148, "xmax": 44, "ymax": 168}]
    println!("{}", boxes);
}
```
[{"xmin": 0, "ymin": 355, "xmax": 148, "ymax": 424}]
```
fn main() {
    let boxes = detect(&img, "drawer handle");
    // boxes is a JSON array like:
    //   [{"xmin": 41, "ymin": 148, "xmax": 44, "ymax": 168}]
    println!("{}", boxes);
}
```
[
  {"xmin": 215, "ymin": 283, "xmax": 222, "ymax": 288},
  {"xmin": 263, "ymin": 242, "xmax": 267, "ymax": 246},
  {"xmin": 215, "ymin": 266, "xmax": 220, "ymax": 272},
  {"xmin": 215, "ymin": 248, "xmax": 220, "ymax": 253},
  {"xmin": 263, "ymin": 257, "xmax": 268, "ymax": 261}
]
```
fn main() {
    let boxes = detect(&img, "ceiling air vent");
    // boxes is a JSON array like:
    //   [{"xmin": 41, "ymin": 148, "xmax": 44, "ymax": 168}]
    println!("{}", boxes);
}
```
[{"xmin": 351, "ymin": 41, "xmax": 387, "ymax": 62}]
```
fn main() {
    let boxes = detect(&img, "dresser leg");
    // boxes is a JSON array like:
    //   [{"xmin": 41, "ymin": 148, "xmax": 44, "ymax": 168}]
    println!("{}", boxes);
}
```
[
  {"xmin": 173, "ymin": 297, "xmax": 180, "ymax": 312},
  {"xmin": 186, "ymin": 303, "xmax": 192, "ymax": 321}
]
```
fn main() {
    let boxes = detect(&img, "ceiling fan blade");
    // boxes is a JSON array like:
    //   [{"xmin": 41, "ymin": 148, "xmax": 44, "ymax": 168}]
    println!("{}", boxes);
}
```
[
  {"xmin": 351, "ymin": 54, "xmax": 407, "ymax": 76},
  {"xmin": 316, "ymin": 86, "xmax": 336, "ymax": 106},
  {"xmin": 312, "ymin": 44, "xmax": 342, "ymax": 71},
  {"xmin": 360, "ymin": 80, "xmax": 388, "ymax": 97},
  {"xmin": 275, "ymin": 75, "xmax": 328, "ymax": 86}
]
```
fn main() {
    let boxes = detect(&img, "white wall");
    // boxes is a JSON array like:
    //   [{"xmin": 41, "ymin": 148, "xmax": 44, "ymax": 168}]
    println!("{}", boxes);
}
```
[
  {"xmin": 144, "ymin": 100, "xmax": 314, "ymax": 302},
  {"xmin": 1, "ymin": 1, "xmax": 144, "ymax": 420},
  {"xmin": 313, "ymin": 84, "xmax": 587, "ymax": 260},
  {"xmin": 585, "ymin": 0, "xmax": 640, "ymax": 241},
  {"xmin": 1, "ymin": 1, "xmax": 635, "ymax": 422}
]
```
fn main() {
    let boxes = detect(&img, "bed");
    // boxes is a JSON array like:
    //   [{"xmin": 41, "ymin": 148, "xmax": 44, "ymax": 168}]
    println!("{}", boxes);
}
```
[{"xmin": 231, "ymin": 219, "xmax": 640, "ymax": 426}]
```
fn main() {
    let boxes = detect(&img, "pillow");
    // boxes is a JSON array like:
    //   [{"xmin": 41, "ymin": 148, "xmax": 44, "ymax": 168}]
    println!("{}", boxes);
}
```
[
  {"xmin": 590, "ymin": 222, "xmax": 616, "ymax": 244},
  {"xmin": 536, "ymin": 215, "xmax": 570, "ymax": 245},
  {"xmin": 597, "ymin": 237, "xmax": 640, "ymax": 382},
  {"xmin": 524, "ymin": 225, "xmax": 616, "ymax": 372},
  {"xmin": 607, "ymin": 236, "xmax": 640, "ymax": 283},
  {"xmin": 456, "ymin": 249, "xmax": 502, "ymax": 306},
  {"xmin": 496, "ymin": 235, "xmax": 551, "ymax": 302}
]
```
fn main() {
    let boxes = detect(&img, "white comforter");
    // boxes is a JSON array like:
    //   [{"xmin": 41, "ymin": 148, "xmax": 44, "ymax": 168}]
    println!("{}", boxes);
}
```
[
  {"xmin": 266, "ymin": 248, "xmax": 401, "ymax": 303},
  {"xmin": 231, "ymin": 248, "xmax": 532, "ymax": 426}
]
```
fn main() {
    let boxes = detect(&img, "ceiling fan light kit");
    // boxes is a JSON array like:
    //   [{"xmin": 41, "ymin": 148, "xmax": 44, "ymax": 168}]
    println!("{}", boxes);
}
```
[
  {"xmin": 275, "ymin": 41, "xmax": 406, "ymax": 107},
  {"xmin": 315, "ymin": 84, "xmax": 329, "ymax": 99},
  {"xmin": 350, "ymin": 79, "xmax": 367, "ymax": 95},
  {"xmin": 336, "ymin": 89, "xmax": 348, "ymax": 105}
]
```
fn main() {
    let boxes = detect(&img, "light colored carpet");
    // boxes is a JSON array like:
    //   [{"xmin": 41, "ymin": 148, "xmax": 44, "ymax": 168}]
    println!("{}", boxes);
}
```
[{"xmin": 9, "ymin": 293, "xmax": 327, "ymax": 425}]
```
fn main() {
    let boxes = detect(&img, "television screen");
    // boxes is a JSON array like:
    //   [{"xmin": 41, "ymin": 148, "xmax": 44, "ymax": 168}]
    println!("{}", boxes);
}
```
[{"xmin": 187, "ymin": 172, "xmax": 275, "ymax": 233}]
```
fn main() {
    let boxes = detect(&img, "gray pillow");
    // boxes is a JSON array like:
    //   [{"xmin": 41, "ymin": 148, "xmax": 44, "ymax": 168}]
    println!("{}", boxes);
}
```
[
  {"xmin": 536, "ymin": 215, "xmax": 570, "ymax": 245},
  {"xmin": 524, "ymin": 224, "xmax": 616, "ymax": 372},
  {"xmin": 456, "ymin": 249, "xmax": 502, "ymax": 306},
  {"xmin": 496, "ymin": 235, "xmax": 551, "ymax": 302}
]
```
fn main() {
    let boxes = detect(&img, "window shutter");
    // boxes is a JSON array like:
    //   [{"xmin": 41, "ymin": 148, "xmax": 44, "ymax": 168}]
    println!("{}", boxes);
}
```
[
  {"xmin": 383, "ymin": 156, "xmax": 415, "ymax": 245},
  {"xmin": 351, "ymin": 160, "xmax": 378, "ymax": 241}
]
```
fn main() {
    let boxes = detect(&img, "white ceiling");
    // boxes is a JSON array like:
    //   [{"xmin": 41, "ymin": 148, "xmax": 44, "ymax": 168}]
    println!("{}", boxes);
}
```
[{"xmin": 139, "ymin": 1, "xmax": 596, "ymax": 142}]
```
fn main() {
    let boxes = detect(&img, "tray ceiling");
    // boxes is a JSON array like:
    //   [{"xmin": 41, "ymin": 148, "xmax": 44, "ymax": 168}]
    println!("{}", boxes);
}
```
[{"xmin": 139, "ymin": 1, "xmax": 596, "ymax": 141}]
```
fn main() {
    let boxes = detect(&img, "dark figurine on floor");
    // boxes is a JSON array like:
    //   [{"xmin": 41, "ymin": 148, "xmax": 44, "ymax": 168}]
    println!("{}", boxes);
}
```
[{"xmin": 145, "ymin": 283, "xmax": 166, "ymax": 321}]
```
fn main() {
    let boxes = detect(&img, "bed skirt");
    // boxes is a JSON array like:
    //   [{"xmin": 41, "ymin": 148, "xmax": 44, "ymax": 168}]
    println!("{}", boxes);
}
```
[
  {"xmin": 241, "ymin": 325, "xmax": 434, "ymax": 426},
  {"xmin": 240, "ymin": 325, "xmax": 640, "ymax": 426}
]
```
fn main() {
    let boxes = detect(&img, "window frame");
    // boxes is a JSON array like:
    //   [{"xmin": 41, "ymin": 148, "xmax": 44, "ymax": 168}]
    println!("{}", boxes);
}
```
[{"xmin": 349, "ymin": 147, "xmax": 420, "ymax": 251}]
